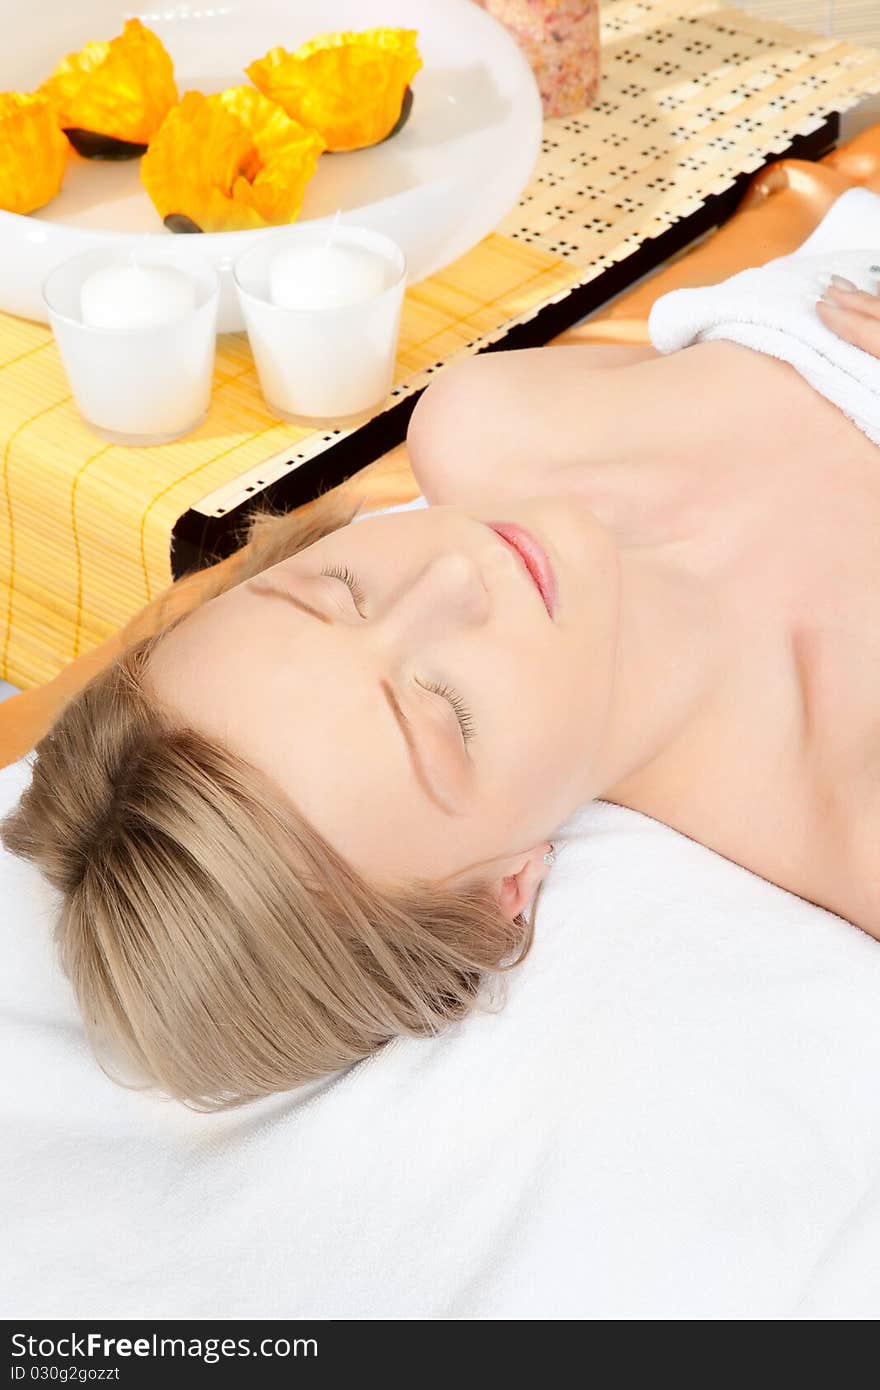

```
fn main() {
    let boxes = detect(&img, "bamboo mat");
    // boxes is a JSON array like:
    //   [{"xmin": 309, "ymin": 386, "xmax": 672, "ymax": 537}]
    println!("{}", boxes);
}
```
[
  {"xmin": 739, "ymin": 0, "xmax": 880, "ymax": 133},
  {"xmin": 2, "ymin": 0, "xmax": 879, "ymax": 689},
  {"xmin": 741, "ymin": 2, "xmax": 880, "ymax": 49}
]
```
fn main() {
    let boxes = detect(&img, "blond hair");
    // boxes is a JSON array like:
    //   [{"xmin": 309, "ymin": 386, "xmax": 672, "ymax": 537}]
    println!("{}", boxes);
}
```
[{"xmin": 1, "ymin": 491, "xmax": 537, "ymax": 1112}]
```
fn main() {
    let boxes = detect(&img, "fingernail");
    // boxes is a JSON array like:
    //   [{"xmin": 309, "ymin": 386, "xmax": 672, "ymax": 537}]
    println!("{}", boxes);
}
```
[{"xmin": 830, "ymin": 274, "xmax": 858, "ymax": 291}]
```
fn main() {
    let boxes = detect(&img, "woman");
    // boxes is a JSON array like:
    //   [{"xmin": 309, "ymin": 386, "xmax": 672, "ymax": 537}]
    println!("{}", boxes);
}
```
[{"xmin": 3, "ymin": 226, "xmax": 879, "ymax": 1113}]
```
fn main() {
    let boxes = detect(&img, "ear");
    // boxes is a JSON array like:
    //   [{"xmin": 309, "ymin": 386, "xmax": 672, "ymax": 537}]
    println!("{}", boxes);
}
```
[{"xmin": 494, "ymin": 843, "xmax": 556, "ymax": 922}]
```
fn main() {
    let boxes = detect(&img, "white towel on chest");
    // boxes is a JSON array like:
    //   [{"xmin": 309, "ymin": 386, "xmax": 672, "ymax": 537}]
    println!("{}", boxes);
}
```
[{"xmin": 648, "ymin": 186, "xmax": 880, "ymax": 446}]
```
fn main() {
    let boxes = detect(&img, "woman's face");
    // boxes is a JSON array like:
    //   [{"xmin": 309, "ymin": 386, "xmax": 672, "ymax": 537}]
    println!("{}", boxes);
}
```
[{"xmin": 148, "ymin": 497, "xmax": 621, "ymax": 899}]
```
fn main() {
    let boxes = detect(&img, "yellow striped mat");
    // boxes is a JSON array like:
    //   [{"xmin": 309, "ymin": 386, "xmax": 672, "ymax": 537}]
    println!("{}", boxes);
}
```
[{"xmin": 2, "ymin": 0, "xmax": 879, "ymax": 689}]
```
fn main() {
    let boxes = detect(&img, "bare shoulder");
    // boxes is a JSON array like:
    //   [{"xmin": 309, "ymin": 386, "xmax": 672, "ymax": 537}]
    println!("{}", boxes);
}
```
[
  {"xmin": 406, "ymin": 340, "xmax": 665, "ymax": 505},
  {"xmin": 405, "ymin": 335, "xmax": 864, "ymax": 508}
]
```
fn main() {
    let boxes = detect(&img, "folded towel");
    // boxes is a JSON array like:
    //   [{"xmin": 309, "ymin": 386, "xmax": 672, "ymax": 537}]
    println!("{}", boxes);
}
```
[{"xmin": 648, "ymin": 187, "xmax": 880, "ymax": 447}]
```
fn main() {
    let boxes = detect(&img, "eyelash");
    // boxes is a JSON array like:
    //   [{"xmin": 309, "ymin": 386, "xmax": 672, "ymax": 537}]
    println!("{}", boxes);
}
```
[
  {"xmin": 416, "ymin": 677, "xmax": 476, "ymax": 746},
  {"xmin": 321, "ymin": 562, "xmax": 367, "ymax": 616},
  {"xmin": 321, "ymin": 562, "xmax": 477, "ymax": 745}
]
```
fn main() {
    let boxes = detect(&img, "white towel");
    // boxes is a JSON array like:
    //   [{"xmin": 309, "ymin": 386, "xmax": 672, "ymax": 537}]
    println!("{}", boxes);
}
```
[
  {"xmin": 648, "ymin": 186, "xmax": 880, "ymax": 447},
  {"xmin": 4, "ymin": 744, "xmax": 880, "ymax": 1319}
]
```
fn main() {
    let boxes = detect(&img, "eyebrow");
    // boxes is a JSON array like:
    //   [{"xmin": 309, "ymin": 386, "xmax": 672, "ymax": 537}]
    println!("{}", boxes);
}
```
[
  {"xmin": 248, "ymin": 577, "xmax": 333, "ymax": 625},
  {"xmin": 247, "ymin": 577, "xmax": 458, "ymax": 816}
]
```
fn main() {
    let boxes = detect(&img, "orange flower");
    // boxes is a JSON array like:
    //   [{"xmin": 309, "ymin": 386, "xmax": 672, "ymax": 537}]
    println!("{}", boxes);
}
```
[
  {"xmin": 40, "ymin": 18, "xmax": 177, "ymax": 149},
  {"xmin": 246, "ymin": 28, "xmax": 421, "ymax": 152},
  {"xmin": 141, "ymin": 87, "xmax": 326, "ymax": 232},
  {"xmin": 0, "ymin": 92, "xmax": 68, "ymax": 214}
]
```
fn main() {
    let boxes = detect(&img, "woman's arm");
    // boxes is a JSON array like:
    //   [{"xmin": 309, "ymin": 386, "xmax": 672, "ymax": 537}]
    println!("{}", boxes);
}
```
[{"xmin": 406, "ymin": 341, "xmax": 661, "ymax": 505}]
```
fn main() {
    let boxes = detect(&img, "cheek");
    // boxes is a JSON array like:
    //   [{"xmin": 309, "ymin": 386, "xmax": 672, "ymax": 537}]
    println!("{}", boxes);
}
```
[
  {"xmin": 479, "ymin": 643, "xmax": 587, "ymax": 759},
  {"xmin": 478, "ymin": 654, "xmax": 607, "ymax": 826},
  {"xmin": 480, "ymin": 687, "xmax": 570, "ymax": 808}
]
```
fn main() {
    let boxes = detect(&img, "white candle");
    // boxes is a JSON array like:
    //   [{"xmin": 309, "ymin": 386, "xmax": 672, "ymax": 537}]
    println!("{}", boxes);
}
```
[
  {"xmin": 80, "ymin": 264, "xmax": 197, "ymax": 330},
  {"xmin": 44, "ymin": 249, "xmax": 219, "ymax": 445},
  {"xmin": 269, "ymin": 243, "xmax": 390, "ymax": 311},
  {"xmin": 234, "ymin": 226, "xmax": 406, "ymax": 426}
]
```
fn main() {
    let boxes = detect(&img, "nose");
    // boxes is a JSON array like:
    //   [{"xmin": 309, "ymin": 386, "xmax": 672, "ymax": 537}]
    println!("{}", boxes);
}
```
[{"xmin": 377, "ymin": 551, "xmax": 490, "ymax": 645}]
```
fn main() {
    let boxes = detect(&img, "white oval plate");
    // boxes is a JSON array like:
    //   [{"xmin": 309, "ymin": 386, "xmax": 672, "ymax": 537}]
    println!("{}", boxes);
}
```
[{"xmin": 0, "ymin": 0, "xmax": 542, "ymax": 330}]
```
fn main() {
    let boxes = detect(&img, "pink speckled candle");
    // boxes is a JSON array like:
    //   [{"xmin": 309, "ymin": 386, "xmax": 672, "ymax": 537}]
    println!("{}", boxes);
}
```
[{"xmin": 476, "ymin": 0, "xmax": 600, "ymax": 117}]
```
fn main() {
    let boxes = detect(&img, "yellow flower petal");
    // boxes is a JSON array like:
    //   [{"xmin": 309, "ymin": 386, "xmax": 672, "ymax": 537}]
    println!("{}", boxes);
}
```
[
  {"xmin": 0, "ymin": 92, "xmax": 68, "ymax": 214},
  {"xmin": 141, "ymin": 87, "xmax": 326, "ymax": 233},
  {"xmin": 246, "ymin": 27, "xmax": 422, "ymax": 152},
  {"xmin": 40, "ymin": 18, "xmax": 177, "ymax": 145}
]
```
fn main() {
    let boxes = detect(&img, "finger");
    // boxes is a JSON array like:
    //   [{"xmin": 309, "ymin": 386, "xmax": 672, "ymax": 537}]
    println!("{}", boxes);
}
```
[
  {"xmin": 821, "ymin": 282, "xmax": 880, "ymax": 320},
  {"xmin": 815, "ymin": 298, "xmax": 880, "ymax": 355}
]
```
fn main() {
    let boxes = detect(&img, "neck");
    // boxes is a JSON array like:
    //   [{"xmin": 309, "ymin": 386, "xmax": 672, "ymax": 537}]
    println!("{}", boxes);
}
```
[{"xmin": 589, "ymin": 538, "xmax": 730, "ymax": 805}]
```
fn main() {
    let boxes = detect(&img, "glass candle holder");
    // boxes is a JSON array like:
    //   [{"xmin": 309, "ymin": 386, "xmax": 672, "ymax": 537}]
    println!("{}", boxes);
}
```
[
  {"xmin": 42, "ymin": 245, "xmax": 220, "ymax": 446},
  {"xmin": 233, "ymin": 225, "xmax": 407, "ymax": 428}
]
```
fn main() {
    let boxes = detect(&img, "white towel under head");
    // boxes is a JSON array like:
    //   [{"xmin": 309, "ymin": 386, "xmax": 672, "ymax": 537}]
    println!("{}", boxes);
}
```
[{"xmin": 648, "ymin": 186, "xmax": 880, "ymax": 447}]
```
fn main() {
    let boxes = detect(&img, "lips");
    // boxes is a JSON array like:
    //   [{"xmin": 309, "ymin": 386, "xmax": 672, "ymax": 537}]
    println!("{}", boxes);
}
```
[{"xmin": 486, "ymin": 522, "xmax": 558, "ymax": 618}]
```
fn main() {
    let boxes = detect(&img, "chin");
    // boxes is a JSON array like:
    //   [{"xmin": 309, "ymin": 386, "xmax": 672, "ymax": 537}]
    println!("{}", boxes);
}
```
[{"xmin": 522, "ymin": 494, "xmax": 620, "ymax": 591}]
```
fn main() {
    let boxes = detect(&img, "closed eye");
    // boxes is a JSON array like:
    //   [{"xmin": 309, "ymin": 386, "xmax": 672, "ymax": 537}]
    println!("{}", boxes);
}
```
[
  {"xmin": 415, "ymin": 677, "xmax": 476, "ymax": 746},
  {"xmin": 320, "ymin": 563, "xmax": 477, "ymax": 746},
  {"xmin": 321, "ymin": 562, "xmax": 367, "ymax": 617}
]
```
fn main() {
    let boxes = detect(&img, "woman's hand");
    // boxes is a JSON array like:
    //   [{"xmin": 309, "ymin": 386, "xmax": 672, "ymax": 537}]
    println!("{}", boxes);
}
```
[{"xmin": 815, "ymin": 276, "xmax": 880, "ymax": 358}]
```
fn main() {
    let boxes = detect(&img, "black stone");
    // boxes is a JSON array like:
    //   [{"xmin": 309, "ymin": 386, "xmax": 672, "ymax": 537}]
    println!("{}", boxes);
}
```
[
  {"xmin": 163, "ymin": 213, "xmax": 204, "ymax": 234},
  {"xmin": 63, "ymin": 128, "xmax": 148, "ymax": 160}
]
